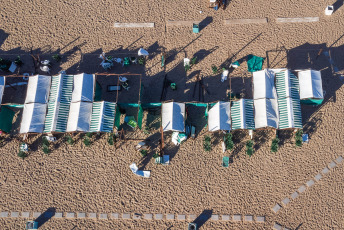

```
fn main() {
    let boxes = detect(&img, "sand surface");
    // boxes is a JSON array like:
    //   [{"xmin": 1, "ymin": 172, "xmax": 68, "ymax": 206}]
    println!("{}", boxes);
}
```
[{"xmin": 0, "ymin": 0, "xmax": 344, "ymax": 229}]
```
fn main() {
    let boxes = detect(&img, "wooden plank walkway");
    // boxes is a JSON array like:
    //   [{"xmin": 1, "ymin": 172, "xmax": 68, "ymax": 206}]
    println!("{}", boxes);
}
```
[
  {"xmin": 114, "ymin": 23, "xmax": 155, "ymax": 28},
  {"xmin": 224, "ymin": 18, "xmax": 268, "ymax": 25},
  {"xmin": 276, "ymin": 17, "xmax": 319, "ymax": 23}
]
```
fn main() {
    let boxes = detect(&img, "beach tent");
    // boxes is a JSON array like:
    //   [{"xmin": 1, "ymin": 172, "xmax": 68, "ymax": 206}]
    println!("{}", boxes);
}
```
[
  {"xmin": 231, "ymin": 99, "xmax": 255, "ymax": 130},
  {"xmin": 297, "ymin": 70, "xmax": 323, "ymax": 103},
  {"xmin": 277, "ymin": 97, "xmax": 302, "ymax": 129},
  {"xmin": 20, "ymin": 103, "xmax": 47, "ymax": 133},
  {"xmin": 71, "ymin": 73, "xmax": 95, "ymax": 102},
  {"xmin": 275, "ymin": 69, "xmax": 300, "ymax": 99},
  {"xmin": 208, "ymin": 101, "xmax": 231, "ymax": 131},
  {"xmin": 254, "ymin": 98, "xmax": 279, "ymax": 129},
  {"xmin": 162, "ymin": 102, "xmax": 185, "ymax": 132},
  {"xmin": 44, "ymin": 74, "xmax": 74, "ymax": 133},
  {"xmin": 0, "ymin": 76, "xmax": 5, "ymax": 105},
  {"xmin": 89, "ymin": 101, "xmax": 116, "ymax": 132},
  {"xmin": 24, "ymin": 75, "xmax": 51, "ymax": 104},
  {"xmin": 253, "ymin": 69, "xmax": 277, "ymax": 100},
  {"xmin": 66, "ymin": 102, "xmax": 92, "ymax": 132}
]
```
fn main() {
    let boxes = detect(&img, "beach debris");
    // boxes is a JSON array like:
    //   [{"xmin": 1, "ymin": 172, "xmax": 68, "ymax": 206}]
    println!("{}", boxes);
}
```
[
  {"xmin": 124, "ymin": 116, "xmax": 137, "ymax": 128},
  {"xmin": 172, "ymin": 132, "xmax": 187, "ymax": 145},
  {"xmin": 188, "ymin": 223, "xmax": 197, "ymax": 230},
  {"xmin": 26, "ymin": 221, "xmax": 38, "ymax": 230},
  {"xmin": 192, "ymin": 23, "xmax": 199, "ymax": 33},
  {"xmin": 123, "ymin": 57, "xmax": 130, "ymax": 67},
  {"xmin": 138, "ymin": 48, "xmax": 149, "ymax": 56},
  {"xmin": 18, "ymin": 143, "xmax": 28, "ymax": 159},
  {"xmin": 221, "ymin": 69, "xmax": 229, "ymax": 82},
  {"xmin": 135, "ymin": 142, "xmax": 148, "ymax": 151},
  {"xmin": 129, "ymin": 163, "xmax": 150, "ymax": 178},
  {"xmin": 155, "ymin": 155, "xmax": 169, "ymax": 165},
  {"xmin": 40, "ymin": 60, "xmax": 51, "ymax": 73},
  {"xmin": 44, "ymin": 135, "xmax": 56, "ymax": 142},
  {"xmin": 119, "ymin": 76, "xmax": 130, "ymax": 90},
  {"xmin": 99, "ymin": 52, "xmax": 114, "ymax": 70},
  {"xmin": 302, "ymin": 133, "xmax": 309, "ymax": 143}
]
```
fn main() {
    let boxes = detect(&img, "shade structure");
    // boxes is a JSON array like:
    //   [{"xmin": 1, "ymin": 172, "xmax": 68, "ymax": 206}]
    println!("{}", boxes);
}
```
[
  {"xmin": 71, "ymin": 73, "xmax": 95, "ymax": 102},
  {"xmin": 277, "ymin": 97, "xmax": 302, "ymax": 129},
  {"xmin": 297, "ymin": 69, "xmax": 323, "ymax": 99},
  {"xmin": 231, "ymin": 99, "xmax": 255, "ymax": 130},
  {"xmin": 90, "ymin": 101, "xmax": 116, "ymax": 132},
  {"xmin": 66, "ymin": 102, "xmax": 93, "ymax": 132},
  {"xmin": 254, "ymin": 98, "xmax": 279, "ymax": 129},
  {"xmin": 0, "ymin": 76, "xmax": 5, "ymax": 104},
  {"xmin": 162, "ymin": 102, "xmax": 185, "ymax": 132},
  {"xmin": 25, "ymin": 75, "xmax": 51, "ymax": 104},
  {"xmin": 208, "ymin": 101, "xmax": 231, "ymax": 131},
  {"xmin": 275, "ymin": 69, "xmax": 300, "ymax": 99},
  {"xmin": 44, "ymin": 74, "xmax": 74, "ymax": 132},
  {"xmin": 253, "ymin": 69, "xmax": 277, "ymax": 99},
  {"xmin": 20, "ymin": 103, "xmax": 47, "ymax": 133}
]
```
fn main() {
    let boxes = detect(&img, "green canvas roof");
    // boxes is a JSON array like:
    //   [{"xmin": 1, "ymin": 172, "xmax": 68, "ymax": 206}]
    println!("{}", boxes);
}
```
[
  {"xmin": 277, "ymin": 97, "xmax": 302, "ymax": 129},
  {"xmin": 231, "ymin": 99, "xmax": 255, "ymax": 130},
  {"xmin": 276, "ymin": 70, "xmax": 300, "ymax": 99},
  {"xmin": 90, "ymin": 101, "xmax": 116, "ymax": 132}
]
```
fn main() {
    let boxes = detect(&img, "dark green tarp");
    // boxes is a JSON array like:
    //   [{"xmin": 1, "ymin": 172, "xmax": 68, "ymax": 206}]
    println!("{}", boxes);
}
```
[
  {"xmin": 0, "ymin": 106, "xmax": 15, "ymax": 133},
  {"xmin": 247, "ymin": 54, "xmax": 264, "ymax": 72},
  {"xmin": 300, "ymin": 98, "xmax": 323, "ymax": 105},
  {"xmin": 94, "ymin": 81, "xmax": 102, "ymax": 102}
]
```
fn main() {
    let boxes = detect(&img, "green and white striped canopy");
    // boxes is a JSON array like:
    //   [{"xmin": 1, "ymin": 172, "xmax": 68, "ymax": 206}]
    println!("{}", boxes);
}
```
[
  {"xmin": 231, "ymin": 99, "xmax": 255, "ymax": 130},
  {"xmin": 275, "ymin": 70, "xmax": 300, "ymax": 99},
  {"xmin": 44, "ymin": 74, "xmax": 74, "ymax": 133},
  {"xmin": 277, "ymin": 97, "xmax": 302, "ymax": 129},
  {"xmin": 90, "ymin": 101, "xmax": 116, "ymax": 132}
]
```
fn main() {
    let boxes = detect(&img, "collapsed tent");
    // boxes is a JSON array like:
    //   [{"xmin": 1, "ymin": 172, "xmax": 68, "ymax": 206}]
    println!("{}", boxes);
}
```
[
  {"xmin": 275, "ymin": 69, "xmax": 300, "ymax": 99},
  {"xmin": 90, "ymin": 101, "xmax": 116, "ymax": 132},
  {"xmin": 254, "ymin": 98, "xmax": 279, "ymax": 129},
  {"xmin": 231, "ymin": 99, "xmax": 255, "ymax": 130},
  {"xmin": 277, "ymin": 97, "xmax": 302, "ymax": 129},
  {"xmin": 20, "ymin": 103, "xmax": 47, "ymax": 133},
  {"xmin": 66, "ymin": 102, "xmax": 93, "ymax": 132},
  {"xmin": 25, "ymin": 75, "xmax": 51, "ymax": 104},
  {"xmin": 253, "ymin": 69, "xmax": 277, "ymax": 99},
  {"xmin": 162, "ymin": 102, "xmax": 185, "ymax": 132},
  {"xmin": 297, "ymin": 69, "xmax": 323, "ymax": 102},
  {"xmin": 71, "ymin": 73, "xmax": 95, "ymax": 102},
  {"xmin": 0, "ymin": 76, "xmax": 5, "ymax": 105},
  {"xmin": 44, "ymin": 74, "xmax": 74, "ymax": 132},
  {"xmin": 208, "ymin": 101, "xmax": 231, "ymax": 131}
]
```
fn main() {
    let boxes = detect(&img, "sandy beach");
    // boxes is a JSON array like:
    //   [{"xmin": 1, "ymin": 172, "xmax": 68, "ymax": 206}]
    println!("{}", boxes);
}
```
[{"xmin": 0, "ymin": 0, "xmax": 343, "ymax": 229}]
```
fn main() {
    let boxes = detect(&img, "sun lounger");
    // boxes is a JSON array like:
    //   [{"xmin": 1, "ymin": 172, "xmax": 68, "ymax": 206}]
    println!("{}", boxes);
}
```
[
  {"xmin": 107, "ymin": 85, "xmax": 121, "ymax": 92},
  {"xmin": 223, "ymin": 156, "xmax": 229, "ymax": 167},
  {"xmin": 130, "ymin": 163, "xmax": 150, "ymax": 178}
]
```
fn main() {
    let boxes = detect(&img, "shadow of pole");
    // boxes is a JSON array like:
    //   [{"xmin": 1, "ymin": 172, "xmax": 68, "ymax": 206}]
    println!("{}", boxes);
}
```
[
  {"xmin": 35, "ymin": 207, "xmax": 56, "ymax": 228},
  {"xmin": 192, "ymin": 209, "xmax": 213, "ymax": 229}
]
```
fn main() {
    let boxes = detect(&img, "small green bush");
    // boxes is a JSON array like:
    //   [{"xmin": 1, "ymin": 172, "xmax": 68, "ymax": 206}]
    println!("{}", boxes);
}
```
[
  {"xmin": 140, "ymin": 149, "xmax": 148, "ymax": 157},
  {"xmin": 224, "ymin": 133, "xmax": 234, "ymax": 151},
  {"xmin": 52, "ymin": 54, "xmax": 62, "ymax": 62},
  {"xmin": 211, "ymin": 65, "xmax": 218, "ymax": 74},
  {"xmin": 14, "ymin": 56, "xmax": 23, "ymax": 66},
  {"xmin": 86, "ymin": 132, "xmax": 93, "ymax": 138},
  {"xmin": 107, "ymin": 133, "xmax": 114, "ymax": 145},
  {"xmin": 190, "ymin": 57, "xmax": 198, "ymax": 65},
  {"xmin": 83, "ymin": 136, "xmax": 91, "ymax": 146},
  {"xmin": 65, "ymin": 135, "xmax": 74, "ymax": 145},
  {"xmin": 18, "ymin": 150, "xmax": 27, "ymax": 159},
  {"xmin": 184, "ymin": 64, "xmax": 191, "ymax": 72},
  {"xmin": 203, "ymin": 135, "xmax": 212, "ymax": 152},
  {"xmin": 246, "ymin": 140, "xmax": 254, "ymax": 157},
  {"xmin": 295, "ymin": 129, "xmax": 303, "ymax": 147},
  {"xmin": 42, "ymin": 145, "xmax": 50, "ymax": 154},
  {"xmin": 138, "ymin": 56, "xmax": 145, "ymax": 65},
  {"xmin": 153, "ymin": 152, "xmax": 159, "ymax": 159},
  {"xmin": 271, "ymin": 137, "xmax": 280, "ymax": 153}
]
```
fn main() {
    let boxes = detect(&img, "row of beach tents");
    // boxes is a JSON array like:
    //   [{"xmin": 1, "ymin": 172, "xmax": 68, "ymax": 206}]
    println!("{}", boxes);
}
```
[{"xmin": 0, "ymin": 68, "xmax": 323, "ymax": 134}]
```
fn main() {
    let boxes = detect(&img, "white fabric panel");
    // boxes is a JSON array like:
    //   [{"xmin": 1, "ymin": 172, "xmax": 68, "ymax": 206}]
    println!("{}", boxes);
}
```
[
  {"xmin": 67, "ymin": 102, "xmax": 92, "ymax": 132},
  {"xmin": 0, "ymin": 76, "xmax": 5, "ymax": 104},
  {"xmin": 298, "ymin": 70, "xmax": 323, "ymax": 99},
  {"xmin": 25, "ymin": 75, "xmax": 51, "ymax": 104},
  {"xmin": 162, "ymin": 102, "xmax": 185, "ymax": 132},
  {"xmin": 208, "ymin": 101, "xmax": 231, "ymax": 131},
  {"xmin": 254, "ymin": 98, "xmax": 278, "ymax": 129},
  {"xmin": 20, "ymin": 103, "xmax": 47, "ymax": 133},
  {"xmin": 253, "ymin": 69, "xmax": 277, "ymax": 99},
  {"xmin": 72, "ymin": 73, "xmax": 95, "ymax": 102}
]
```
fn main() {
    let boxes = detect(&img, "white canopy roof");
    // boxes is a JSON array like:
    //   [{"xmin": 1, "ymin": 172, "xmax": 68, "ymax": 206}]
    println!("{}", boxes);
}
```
[
  {"xmin": 254, "ymin": 98, "xmax": 279, "ymax": 129},
  {"xmin": 25, "ymin": 75, "xmax": 51, "ymax": 104},
  {"xmin": 253, "ymin": 69, "xmax": 277, "ymax": 99},
  {"xmin": 0, "ymin": 76, "xmax": 5, "ymax": 104},
  {"xmin": 208, "ymin": 101, "xmax": 231, "ymax": 131},
  {"xmin": 71, "ymin": 73, "xmax": 95, "ymax": 102},
  {"xmin": 20, "ymin": 103, "xmax": 47, "ymax": 133},
  {"xmin": 297, "ymin": 70, "xmax": 323, "ymax": 99},
  {"xmin": 162, "ymin": 102, "xmax": 185, "ymax": 132},
  {"xmin": 66, "ymin": 102, "xmax": 92, "ymax": 132}
]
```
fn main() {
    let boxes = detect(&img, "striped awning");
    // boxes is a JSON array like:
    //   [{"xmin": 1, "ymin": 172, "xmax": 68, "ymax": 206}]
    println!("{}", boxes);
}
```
[
  {"xmin": 90, "ymin": 101, "xmax": 116, "ymax": 132},
  {"xmin": 0, "ymin": 76, "xmax": 5, "ymax": 105},
  {"xmin": 276, "ymin": 70, "xmax": 300, "ymax": 99},
  {"xmin": 231, "ymin": 99, "xmax": 255, "ymax": 130},
  {"xmin": 278, "ymin": 97, "xmax": 302, "ymax": 129},
  {"xmin": 44, "ymin": 74, "xmax": 74, "ymax": 132}
]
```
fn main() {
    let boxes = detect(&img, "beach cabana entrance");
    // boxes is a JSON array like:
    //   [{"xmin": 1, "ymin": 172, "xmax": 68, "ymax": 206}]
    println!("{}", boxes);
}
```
[
  {"xmin": 162, "ymin": 102, "xmax": 185, "ymax": 132},
  {"xmin": 208, "ymin": 101, "xmax": 231, "ymax": 131},
  {"xmin": 297, "ymin": 69, "xmax": 324, "ymax": 105}
]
